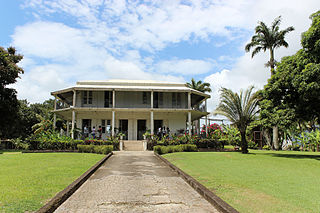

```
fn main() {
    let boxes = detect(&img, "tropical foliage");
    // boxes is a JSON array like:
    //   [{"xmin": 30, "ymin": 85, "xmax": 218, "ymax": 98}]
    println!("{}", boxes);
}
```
[
  {"xmin": 186, "ymin": 78, "xmax": 212, "ymax": 93},
  {"xmin": 214, "ymin": 86, "xmax": 259, "ymax": 153},
  {"xmin": 245, "ymin": 16, "xmax": 294, "ymax": 75},
  {"xmin": 0, "ymin": 47, "xmax": 24, "ymax": 139},
  {"xmin": 259, "ymin": 10, "xmax": 320, "ymax": 151}
]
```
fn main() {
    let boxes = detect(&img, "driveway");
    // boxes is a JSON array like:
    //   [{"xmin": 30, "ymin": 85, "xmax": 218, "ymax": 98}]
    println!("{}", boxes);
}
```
[{"xmin": 55, "ymin": 151, "xmax": 219, "ymax": 212}]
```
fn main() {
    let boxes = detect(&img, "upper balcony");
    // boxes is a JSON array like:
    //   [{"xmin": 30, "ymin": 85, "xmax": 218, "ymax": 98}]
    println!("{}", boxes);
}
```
[{"xmin": 51, "ymin": 80, "xmax": 210, "ymax": 112}]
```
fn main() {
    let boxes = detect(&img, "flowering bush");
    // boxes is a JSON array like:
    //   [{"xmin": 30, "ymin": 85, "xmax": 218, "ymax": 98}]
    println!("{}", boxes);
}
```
[{"xmin": 201, "ymin": 123, "xmax": 223, "ymax": 139}]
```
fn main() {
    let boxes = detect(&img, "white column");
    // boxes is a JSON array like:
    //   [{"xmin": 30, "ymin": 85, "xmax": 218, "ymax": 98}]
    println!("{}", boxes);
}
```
[
  {"xmin": 205, "ymin": 99, "xmax": 208, "ymax": 136},
  {"xmin": 112, "ymin": 110, "xmax": 115, "ymax": 137},
  {"xmin": 151, "ymin": 91, "xmax": 154, "ymax": 108},
  {"xmin": 66, "ymin": 120, "xmax": 70, "ymax": 136},
  {"xmin": 150, "ymin": 111, "xmax": 154, "ymax": 135},
  {"xmin": 71, "ymin": 110, "xmax": 76, "ymax": 139},
  {"xmin": 112, "ymin": 90, "xmax": 115, "ymax": 108},
  {"xmin": 188, "ymin": 92, "xmax": 191, "ymax": 109},
  {"xmin": 150, "ymin": 91, "xmax": 154, "ymax": 136},
  {"xmin": 73, "ymin": 90, "xmax": 76, "ymax": 107},
  {"xmin": 188, "ymin": 111, "xmax": 192, "ymax": 136}
]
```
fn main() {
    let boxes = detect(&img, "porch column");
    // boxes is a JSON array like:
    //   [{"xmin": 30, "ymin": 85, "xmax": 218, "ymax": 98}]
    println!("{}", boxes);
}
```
[
  {"xmin": 71, "ymin": 110, "xmax": 76, "ymax": 139},
  {"xmin": 151, "ymin": 91, "xmax": 154, "ymax": 135},
  {"xmin": 66, "ymin": 120, "xmax": 70, "ymax": 136},
  {"xmin": 112, "ymin": 90, "xmax": 115, "ymax": 108},
  {"xmin": 205, "ymin": 99, "xmax": 208, "ymax": 136},
  {"xmin": 188, "ymin": 92, "xmax": 192, "ymax": 135},
  {"xmin": 72, "ymin": 89, "xmax": 76, "ymax": 107},
  {"xmin": 112, "ymin": 110, "xmax": 115, "ymax": 137},
  {"xmin": 150, "ymin": 111, "xmax": 154, "ymax": 135},
  {"xmin": 188, "ymin": 92, "xmax": 191, "ymax": 109},
  {"xmin": 53, "ymin": 96, "xmax": 57, "ymax": 129},
  {"xmin": 188, "ymin": 111, "xmax": 192, "ymax": 136}
]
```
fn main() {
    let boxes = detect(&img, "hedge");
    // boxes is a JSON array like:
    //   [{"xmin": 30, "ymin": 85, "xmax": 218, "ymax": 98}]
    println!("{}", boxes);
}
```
[
  {"xmin": 153, "ymin": 144, "xmax": 198, "ymax": 155},
  {"xmin": 23, "ymin": 139, "xmax": 119, "ymax": 151},
  {"xmin": 77, "ymin": 145, "xmax": 113, "ymax": 155}
]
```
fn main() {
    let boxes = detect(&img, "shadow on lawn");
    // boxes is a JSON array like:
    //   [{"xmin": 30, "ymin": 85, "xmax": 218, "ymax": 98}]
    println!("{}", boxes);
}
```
[{"xmin": 258, "ymin": 152, "xmax": 320, "ymax": 161}]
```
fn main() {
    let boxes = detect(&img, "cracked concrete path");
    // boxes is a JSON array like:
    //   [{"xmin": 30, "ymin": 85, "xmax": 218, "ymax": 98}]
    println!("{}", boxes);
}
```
[{"xmin": 55, "ymin": 151, "xmax": 219, "ymax": 213}]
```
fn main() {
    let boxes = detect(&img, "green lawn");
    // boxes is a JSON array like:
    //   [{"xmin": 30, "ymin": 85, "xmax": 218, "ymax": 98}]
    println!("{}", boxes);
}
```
[
  {"xmin": 164, "ymin": 150, "xmax": 320, "ymax": 213},
  {"xmin": 0, "ymin": 151, "xmax": 104, "ymax": 212}
]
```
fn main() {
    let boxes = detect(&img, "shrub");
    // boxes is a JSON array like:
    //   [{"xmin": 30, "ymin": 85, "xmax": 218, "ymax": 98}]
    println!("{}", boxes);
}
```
[
  {"xmin": 248, "ymin": 140, "xmax": 258, "ymax": 149},
  {"xmin": 77, "ymin": 145, "xmax": 112, "ymax": 154},
  {"xmin": 263, "ymin": 145, "xmax": 271, "ymax": 150},
  {"xmin": 153, "ymin": 144, "xmax": 198, "ymax": 155}
]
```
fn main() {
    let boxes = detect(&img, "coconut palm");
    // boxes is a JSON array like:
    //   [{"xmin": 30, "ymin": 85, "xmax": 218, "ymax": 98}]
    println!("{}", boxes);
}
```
[
  {"xmin": 245, "ymin": 16, "xmax": 294, "ymax": 75},
  {"xmin": 245, "ymin": 16, "xmax": 294, "ymax": 150},
  {"xmin": 214, "ymin": 86, "xmax": 259, "ymax": 153},
  {"xmin": 186, "ymin": 78, "xmax": 212, "ymax": 93}
]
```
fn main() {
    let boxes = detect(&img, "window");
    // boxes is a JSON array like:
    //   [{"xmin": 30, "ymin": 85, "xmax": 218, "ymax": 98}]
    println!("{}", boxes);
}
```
[
  {"xmin": 104, "ymin": 91, "xmax": 113, "ymax": 107},
  {"xmin": 88, "ymin": 91, "xmax": 92, "ymax": 104},
  {"xmin": 83, "ymin": 91, "xmax": 92, "ymax": 105},
  {"xmin": 172, "ymin": 93, "xmax": 176, "ymax": 107},
  {"xmin": 143, "ymin": 92, "xmax": 147, "ymax": 104},
  {"xmin": 177, "ymin": 93, "xmax": 181, "ymax": 108},
  {"xmin": 159, "ymin": 92, "xmax": 163, "ymax": 106},
  {"xmin": 83, "ymin": 91, "xmax": 88, "ymax": 104}
]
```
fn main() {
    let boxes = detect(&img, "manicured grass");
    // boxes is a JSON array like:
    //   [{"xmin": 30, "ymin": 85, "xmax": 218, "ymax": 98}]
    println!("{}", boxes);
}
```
[
  {"xmin": 0, "ymin": 151, "xmax": 104, "ymax": 212},
  {"xmin": 164, "ymin": 150, "xmax": 320, "ymax": 213}
]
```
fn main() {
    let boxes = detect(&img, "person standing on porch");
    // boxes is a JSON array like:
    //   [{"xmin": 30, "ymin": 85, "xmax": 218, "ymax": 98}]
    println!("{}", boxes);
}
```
[
  {"xmin": 92, "ymin": 126, "xmax": 96, "ymax": 139},
  {"xmin": 98, "ymin": 126, "xmax": 102, "ymax": 139},
  {"xmin": 84, "ymin": 125, "xmax": 89, "ymax": 139}
]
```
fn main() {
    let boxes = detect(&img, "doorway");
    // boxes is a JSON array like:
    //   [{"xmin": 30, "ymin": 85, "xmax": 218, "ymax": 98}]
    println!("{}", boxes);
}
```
[
  {"xmin": 137, "ymin": 120, "xmax": 146, "ymax": 140},
  {"xmin": 154, "ymin": 120, "xmax": 163, "ymax": 137},
  {"xmin": 119, "ymin": 119, "xmax": 128, "ymax": 140}
]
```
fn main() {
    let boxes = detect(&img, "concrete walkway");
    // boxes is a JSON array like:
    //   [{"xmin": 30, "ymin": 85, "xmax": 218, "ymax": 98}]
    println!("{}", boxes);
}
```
[{"xmin": 55, "ymin": 151, "xmax": 219, "ymax": 213}]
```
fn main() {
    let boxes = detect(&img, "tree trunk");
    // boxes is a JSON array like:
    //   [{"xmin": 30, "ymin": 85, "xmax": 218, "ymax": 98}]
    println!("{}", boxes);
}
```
[
  {"xmin": 263, "ymin": 128, "xmax": 272, "ymax": 148},
  {"xmin": 241, "ymin": 131, "xmax": 248, "ymax": 154},
  {"xmin": 317, "ymin": 144, "xmax": 319, "ymax": 152},
  {"xmin": 270, "ymin": 49, "xmax": 275, "ymax": 76},
  {"xmin": 273, "ymin": 126, "xmax": 279, "ymax": 150}
]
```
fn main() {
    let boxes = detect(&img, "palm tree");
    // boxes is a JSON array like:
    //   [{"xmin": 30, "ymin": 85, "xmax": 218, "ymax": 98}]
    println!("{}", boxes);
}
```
[
  {"xmin": 245, "ymin": 16, "xmax": 294, "ymax": 75},
  {"xmin": 245, "ymin": 16, "xmax": 294, "ymax": 150},
  {"xmin": 186, "ymin": 78, "xmax": 212, "ymax": 93},
  {"xmin": 214, "ymin": 86, "xmax": 259, "ymax": 153}
]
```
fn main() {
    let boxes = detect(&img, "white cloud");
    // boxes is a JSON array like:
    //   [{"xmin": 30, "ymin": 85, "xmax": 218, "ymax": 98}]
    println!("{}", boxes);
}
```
[
  {"xmin": 156, "ymin": 59, "xmax": 214, "ymax": 75},
  {"xmin": 11, "ymin": 0, "xmax": 320, "ymax": 105},
  {"xmin": 204, "ymin": 0, "xmax": 319, "ymax": 118}
]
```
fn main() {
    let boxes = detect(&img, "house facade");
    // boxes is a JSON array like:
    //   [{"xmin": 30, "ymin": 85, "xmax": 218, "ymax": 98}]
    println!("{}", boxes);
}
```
[{"xmin": 51, "ymin": 80, "xmax": 210, "ymax": 140}]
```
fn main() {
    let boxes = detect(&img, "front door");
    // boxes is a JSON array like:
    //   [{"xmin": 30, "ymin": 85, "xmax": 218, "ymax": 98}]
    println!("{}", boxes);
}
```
[
  {"xmin": 137, "ymin": 120, "xmax": 146, "ymax": 140},
  {"xmin": 119, "ymin": 119, "xmax": 128, "ymax": 140},
  {"xmin": 154, "ymin": 120, "xmax": 163, "ymax": 137}
]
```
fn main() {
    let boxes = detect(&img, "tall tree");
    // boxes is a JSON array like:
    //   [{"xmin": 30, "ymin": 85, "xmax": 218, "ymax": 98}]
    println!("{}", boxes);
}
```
[
  {"xmin": 186, "ymin": 78, "xmax": 212, "ymax": 93},
  {"xmin": 259, "ymin": 10, "xmax": 320, "ymax": 151},
  {"xmin": 245, "ymin": 16, "xmax": 294, "ymax": 150},
  {"xmin": 214, "ymin": 86, "xmax": 259, "ymax": 153},
  {"xmin": 245, "ymin": 16, "xmax": 294, "ymax": 75},
  {"xmin": 0, "ymin": 47, "xmax": 24, "ymax": 139}
]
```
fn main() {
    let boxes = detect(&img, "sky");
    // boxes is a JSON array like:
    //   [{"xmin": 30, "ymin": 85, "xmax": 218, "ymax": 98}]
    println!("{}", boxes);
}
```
[{"xmin": 1, "ymin": 0, "xmax": 319, "ymax": 114}]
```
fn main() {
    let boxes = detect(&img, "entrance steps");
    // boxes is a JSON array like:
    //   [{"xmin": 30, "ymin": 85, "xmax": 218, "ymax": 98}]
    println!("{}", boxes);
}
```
[{"xmin": 122, "ymin": 140, "xmax": 145, "ymax": 151}]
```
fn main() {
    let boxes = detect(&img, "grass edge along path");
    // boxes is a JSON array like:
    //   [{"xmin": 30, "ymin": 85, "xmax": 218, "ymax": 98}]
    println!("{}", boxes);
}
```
[
  {"xmin": 164, "ymin": 150, "xmax": 320, "ymax": 213},
  {"xmin": 0, "ymin": 152, "xmax": 105, "ymax": 212}
]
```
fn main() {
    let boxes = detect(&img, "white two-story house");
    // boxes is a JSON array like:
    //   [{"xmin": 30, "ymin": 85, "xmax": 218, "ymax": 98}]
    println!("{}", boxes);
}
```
[{"xmin": 51, "ymin": 80, "xmax": 210, "ymax": 140}]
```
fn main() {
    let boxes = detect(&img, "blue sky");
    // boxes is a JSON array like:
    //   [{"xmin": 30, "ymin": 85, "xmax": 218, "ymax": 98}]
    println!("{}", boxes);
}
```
[{"xmin": 1, "ymin": 0, "xmax": 319, "ymax": 111}]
